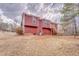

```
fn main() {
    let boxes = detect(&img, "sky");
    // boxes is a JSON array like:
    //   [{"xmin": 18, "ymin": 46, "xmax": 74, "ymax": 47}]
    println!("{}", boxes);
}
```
[
  {"xmin": 0, "ymin": 3, "xmax": 64, "ymax": 24},
  {"xmin": 0, "ymin": 3, "xmax": 24, "ymax": 19}
]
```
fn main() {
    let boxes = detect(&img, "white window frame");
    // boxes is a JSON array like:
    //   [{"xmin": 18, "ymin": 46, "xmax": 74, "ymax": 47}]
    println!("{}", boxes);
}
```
[{"xmin": 32, "ymin": 17, "xmax": 36, "ymax": 25}]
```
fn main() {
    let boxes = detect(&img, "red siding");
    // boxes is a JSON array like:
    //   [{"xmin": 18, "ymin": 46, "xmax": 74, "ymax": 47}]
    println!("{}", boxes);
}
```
[
  {"xmin": 43, "ymin": 28, "xmax": 51, "ymax": 35},
  {"xmin": 37, "ymin": 20, "xmax": 43, "ymax": 35},
  {"xmin": 22, "ymin": 13, "xmax": 57, "ymax": 35},
  {"xmin": 24, "ymin": 14, "xmax": 39, "ymax": 27},
  {"xmin": 24, "ymin": 25, "xmax": 37, "ymax": 34}
]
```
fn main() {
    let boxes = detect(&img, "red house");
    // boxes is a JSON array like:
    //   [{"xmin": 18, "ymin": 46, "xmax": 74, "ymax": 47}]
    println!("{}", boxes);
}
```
[{"xmin": 22, "ymin": 13, "xmax": 57, "ymax": 35}]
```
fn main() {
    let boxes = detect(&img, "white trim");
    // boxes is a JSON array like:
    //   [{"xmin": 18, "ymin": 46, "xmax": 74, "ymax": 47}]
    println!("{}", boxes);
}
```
[{"xmin": 22, "ymin": 13, "xmax": 25, "ymax": 34}]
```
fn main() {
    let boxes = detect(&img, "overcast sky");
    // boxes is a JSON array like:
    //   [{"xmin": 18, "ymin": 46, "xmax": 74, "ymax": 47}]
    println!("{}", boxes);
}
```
[
  {"xmin": 0, "ymin": 3, "xmax": 25, "ymax": 19},
  {"xmin": 0, "ymin": 3, "xmax": 64, "ymax": 23}
]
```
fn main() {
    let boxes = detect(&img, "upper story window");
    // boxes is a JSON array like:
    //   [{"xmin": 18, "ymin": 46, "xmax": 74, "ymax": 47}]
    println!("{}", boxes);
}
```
[
  {"xmin": 44, "ymin": 20, "xmax": 49, "ymax": 26},
  {"xmin": 32, "ymin": 17, "xmax": 36, "ymax": 25}
]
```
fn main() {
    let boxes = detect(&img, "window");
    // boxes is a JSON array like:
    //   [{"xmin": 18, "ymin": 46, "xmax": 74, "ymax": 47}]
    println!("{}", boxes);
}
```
[
  {"xmin": 44, "ymin": 20, "xmax": 49, "ymax": 25},
  {"xmin": 32, "ymin": 17, "xmax": 36, "ymax": 25}
]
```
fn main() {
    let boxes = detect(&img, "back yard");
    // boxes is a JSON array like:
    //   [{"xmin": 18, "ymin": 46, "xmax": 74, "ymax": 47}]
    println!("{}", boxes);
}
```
[{"xmin": 0, "ymin": 31, "xmax": 79, "ymax": 56}]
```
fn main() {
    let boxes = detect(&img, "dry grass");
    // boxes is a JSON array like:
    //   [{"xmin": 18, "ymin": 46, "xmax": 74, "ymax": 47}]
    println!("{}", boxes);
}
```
[{"xmin": 0, "ymin": 31, "xmax": 79, "ymax": 56}]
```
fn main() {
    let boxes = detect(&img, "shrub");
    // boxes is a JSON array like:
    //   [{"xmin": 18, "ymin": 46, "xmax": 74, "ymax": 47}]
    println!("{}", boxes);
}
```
[{"xmin": 15, "ymin": 26, "xmax": 23, "ymax": 35}]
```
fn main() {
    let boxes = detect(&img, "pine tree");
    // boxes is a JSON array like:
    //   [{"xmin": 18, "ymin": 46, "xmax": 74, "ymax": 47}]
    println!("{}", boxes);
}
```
[{"xmin": 61, "ymin": 3, "xmax": 79, "ymax": 35}]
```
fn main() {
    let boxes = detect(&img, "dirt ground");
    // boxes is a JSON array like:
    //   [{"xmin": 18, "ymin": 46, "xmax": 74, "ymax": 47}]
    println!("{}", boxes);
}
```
[{"xmin": 0, "ymin": 31, "xmax": 79, "ymax": 56}]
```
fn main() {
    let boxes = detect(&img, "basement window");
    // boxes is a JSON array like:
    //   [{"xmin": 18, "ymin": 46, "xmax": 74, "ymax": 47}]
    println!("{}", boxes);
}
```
[{"xmin": 32, "ymin": 17, "xmax": 36, "ymax": 25}]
